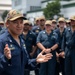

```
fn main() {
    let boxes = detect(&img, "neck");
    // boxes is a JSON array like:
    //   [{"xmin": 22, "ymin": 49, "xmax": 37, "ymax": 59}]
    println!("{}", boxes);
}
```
[
  {"xmin": 8, "ymin": 30, "xmax": 19, "ymax": 39},
  {"xmin": 59, "ymin": 27, "xmax": 64, "ymax": 32},
  {"xmin": 8, "ymin": 30, "xmax": 20, "ymax": 45},
  {"xmin": 23, "ymin": 30, "xmax": 29, "ymax": 36},
  {"xmin": 40, "ymin": 25, "xmax": 44, "ymax": 30},
  {"xmin": 46, "ymin": 30, "xmax": 51, "ymax": 34}
]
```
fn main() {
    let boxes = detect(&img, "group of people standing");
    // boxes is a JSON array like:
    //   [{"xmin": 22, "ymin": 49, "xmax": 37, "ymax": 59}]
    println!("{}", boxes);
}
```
[{"xmin": 0, "ymin": 9, "xmax": 75, "ymax": 75}]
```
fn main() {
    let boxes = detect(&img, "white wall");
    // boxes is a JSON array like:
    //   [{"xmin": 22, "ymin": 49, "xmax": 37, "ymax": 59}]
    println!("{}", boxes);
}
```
[
  {"xmin": 12, "ymin": 0, "xmax": 43, "ymax": 14},
  {"xmin": 27, "ymin": 11, "xmax": 43, "ymax": 23},
  {"xmin": 63, "ymin": 7, "xmax": 75, "ymax": 18}
]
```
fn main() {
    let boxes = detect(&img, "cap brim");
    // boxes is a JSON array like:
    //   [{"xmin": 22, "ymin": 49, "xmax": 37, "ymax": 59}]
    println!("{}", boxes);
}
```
[
  {"xmin": 45, "ymin": 23, "xmax": 51, "ymax": 25},
  {"xmin": 9, "ymin": 16, "xmax": 26, "ymax": 21},
  {"xmin": 58, "ymin": 20, "xmax": 64, "ymax": 22},
  {"xmin": 70, "ymin": 19, "xmax": 75, "ymax": 21}
]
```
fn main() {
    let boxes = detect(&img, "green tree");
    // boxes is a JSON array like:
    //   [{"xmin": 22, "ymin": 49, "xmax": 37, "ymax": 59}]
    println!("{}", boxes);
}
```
[
  {"xmin": 1, "ymin": 10, "xmax": 8, "ymax": 21},
  {"xmin": 43, "ymin": 0, "xmax": 61, "ymax": 19}
]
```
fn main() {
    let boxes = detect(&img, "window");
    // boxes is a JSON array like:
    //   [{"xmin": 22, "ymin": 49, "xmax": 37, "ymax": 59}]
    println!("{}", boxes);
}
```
[
  {"xmin": 14, "ymin": 0, "xmax": 22, "ymax": 6},
  {"xmin": 30, "ymin": 6, "xmax": 41, "ymax": 11}
]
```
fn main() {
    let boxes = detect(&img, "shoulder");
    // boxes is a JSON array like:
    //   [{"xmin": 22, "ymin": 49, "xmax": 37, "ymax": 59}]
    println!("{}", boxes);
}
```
[
  {"xmin": 54, "ymin": 28, "xmax": 59, "ymax": 33},
  {"xmin": 0, "ymin": 31, "xmax": 8, "ymax": 40},
  {"xmin": 64, "ymin": 27, "xmax": 71, "ymax": 34},
  {"xmin": 29, "ymin": 31, "xmax": 36, "ymax": 38},
  {"xmin": 32, "ymin": 26, "xmax": 39, "ymax": 30},
  {"xmin": 39, "ymin": 30, "xmax": 45, "ymax": 34},
  {"xmin": 52, "ymin": 30, "xmax": 58, "ymax": 35}
]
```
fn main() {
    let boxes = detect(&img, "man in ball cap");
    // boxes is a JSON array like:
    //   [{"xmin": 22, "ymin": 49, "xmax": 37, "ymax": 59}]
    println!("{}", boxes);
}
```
[
  {"xmin": 52, "ymin": 19, "xmax": 57, "ymax": 30},
  {"xmin": 32, "ymin": 16, "xmax": 45, "ymax": 36},
  {"xmin": 66, "ymin": 20, "xmax": 70, "ymax": 28},
  {"xmin": 34, "ymin": 17, "xmax": 40, "ymax": 26},
  {"xmin": 0, "ymin": 9, "xmax": 53, "ymax": 75},
  {"xmin": 62, "ymin": 15, "xmax": 75, "ymax": 75},
  {"xmin": 55, "ymin": 17, "xmax": 66, "ymax": 75}
]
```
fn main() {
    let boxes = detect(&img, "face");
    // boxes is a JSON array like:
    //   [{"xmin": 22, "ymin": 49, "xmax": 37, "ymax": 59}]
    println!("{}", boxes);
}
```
[
  {"xmin": 52, "ymin": 22, "xmax": 57, "ymax": 30},
  {"xmin": 40, "ymin": 19, "xmax": 45, "ymax": 26},
  {"xmin": 0, "ymin": 23, "xmax": 4, "ymax": 28},
  {"xmin": 66, "ymin": 22, "xmax": 70, "ymax": 27},
  {"xmin": 23, "ymin": 23, "xmax": 30, "ymax": 31},
  {"xmin": 70, "ymin": 20, "xmax": 75, "ymax": 26},
  {"xmin": 36, "ymin": 20, "xmax": 40, "ymax": 25},
  {"xmin": 6, "ymin": 18, "xmax": 24, "ymax": 36},
  {"xmin": 45, "ymin": 24, "xmax": 52, "ymax": 31},
  {"xmin": 29, "ymin": 25, "xmax": 32, "ymax": 30},
  {"xmin": 59, "ymin": 21, "xmax": 65, "ymax": 28}
]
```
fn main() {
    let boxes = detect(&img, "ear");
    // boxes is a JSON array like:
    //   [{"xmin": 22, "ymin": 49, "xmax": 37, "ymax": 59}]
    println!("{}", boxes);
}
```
[{"xmin": 5, "ymin": 21, "xmax": 9, "ymax": 28}]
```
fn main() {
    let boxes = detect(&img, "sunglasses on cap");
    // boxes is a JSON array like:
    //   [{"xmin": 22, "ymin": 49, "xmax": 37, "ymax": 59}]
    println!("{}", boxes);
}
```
[{"xmin": 52, "ymin": 22, "xmax": 57, "ymax": 24}]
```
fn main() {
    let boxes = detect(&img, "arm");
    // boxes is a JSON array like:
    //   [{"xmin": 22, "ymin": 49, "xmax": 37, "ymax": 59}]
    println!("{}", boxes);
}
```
[
  {"xmin": 37, "ymin": 42, "xmax": 46, "ymax": 50},
  {"xmin": 26, "ymin": 50, "xmax": 53, "ymax": 69},
  {"xmin": 30, "ymin": 46, "xmax": 37, "ymax": 57},
  {"xmin": 36, "ymin": 32, "xmax": 46, "ymax": 50}
]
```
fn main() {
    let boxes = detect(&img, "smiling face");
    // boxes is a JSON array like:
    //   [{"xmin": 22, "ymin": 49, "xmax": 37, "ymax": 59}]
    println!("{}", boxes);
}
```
[
  {"xmin": 58, "ymin": 21, "xmax": 65, "ymax": 28},
  {"xmin": 23, "ymin": 23, "xmax": 30, "ymax": 31},
  {"xmin": 6, "ymin": 18, "xmax": 24, "ymax": 36},
  {"xmin": 45, "ymin": 24, "xmax": 52, "ymax": 31}
]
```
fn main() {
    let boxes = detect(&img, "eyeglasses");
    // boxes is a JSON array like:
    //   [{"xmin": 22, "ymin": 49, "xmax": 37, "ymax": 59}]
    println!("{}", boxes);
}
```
[
  {"xmin": 52, "ymin": 22, "xmax": 57, "ymax": 24},
  {"xmin": 45, "ymin": 24, "xmax": 51, "ymax": 26},
  {"xmin": 59, "ymin": 21, "xmax": 64, "ymax": 23}
]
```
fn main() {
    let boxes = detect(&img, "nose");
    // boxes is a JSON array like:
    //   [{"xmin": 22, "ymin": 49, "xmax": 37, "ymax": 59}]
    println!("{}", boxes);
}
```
[{"xmin": 17, "ymin": 21, "xmax": 22, "ymax": 27}]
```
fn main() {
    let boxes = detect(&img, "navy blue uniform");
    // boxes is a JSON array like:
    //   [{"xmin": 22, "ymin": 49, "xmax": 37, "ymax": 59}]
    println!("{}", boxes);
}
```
[
  {"xmin": 37, "ymin": 30, "xmax": 58, "ymax": 75},
  {"xmin": 32, "ymin": 26, "xmax": 43, "ymax": 75},
  {"xmin": 0, "ymin": 30, "xmax": 37, "ymax": 75},
  {"xmin": 22, "ymin": 31, "xmax": 36, "ymax": 57},
  {"xmin": 22, "ymin": 31, "xmax": 37, "ymax": 75},
  {"xmin": 62, "ymin": 27, "xmax": 75, "ymax": 75},
  {"xmin": 32, "ymin": 26, "xmax": 42, "ymax": 36},
  {"xmin": 54, "ymin": 28, "xmax": 65, "ymax": 75}
]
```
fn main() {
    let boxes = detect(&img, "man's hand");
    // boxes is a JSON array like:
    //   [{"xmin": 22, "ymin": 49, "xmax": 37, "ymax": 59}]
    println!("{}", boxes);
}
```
[
  {"xmin": 59, "ymin": 51, "xmax": 65, "ymax": 58},
  {"xmin": 56, "ymin": 52, "xmax": 59, "ymax": 62},
  {"xmin": 4, "ymin": 44, "xmax": 11, "ymax": 59},
  {"xmin": 36, "ymin": 50, "xmax": 53, "ymax": 63},
  {"xmin": 30, "ymin": 52, "xmax": 34, "ymax": 58}
]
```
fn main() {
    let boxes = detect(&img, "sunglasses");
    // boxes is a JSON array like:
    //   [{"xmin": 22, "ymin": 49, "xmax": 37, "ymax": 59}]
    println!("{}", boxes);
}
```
[
  {"xmin": 40, "ymin": 19, "xmax": 45, "ymax": 21},
  {"xmin": 59, "ymin": 21, "xmax": 64, "ymax": 23},
  {"xmin": 52, "ymin": 22, "xmax": 57, "ymax": 24},
  {"xmin": 24, "ymin": 23, "xmax": 29, "ymax": 26},
  {"xmin": 45, "ymin": 24, "xmax": 51, "ymax": 26}
]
